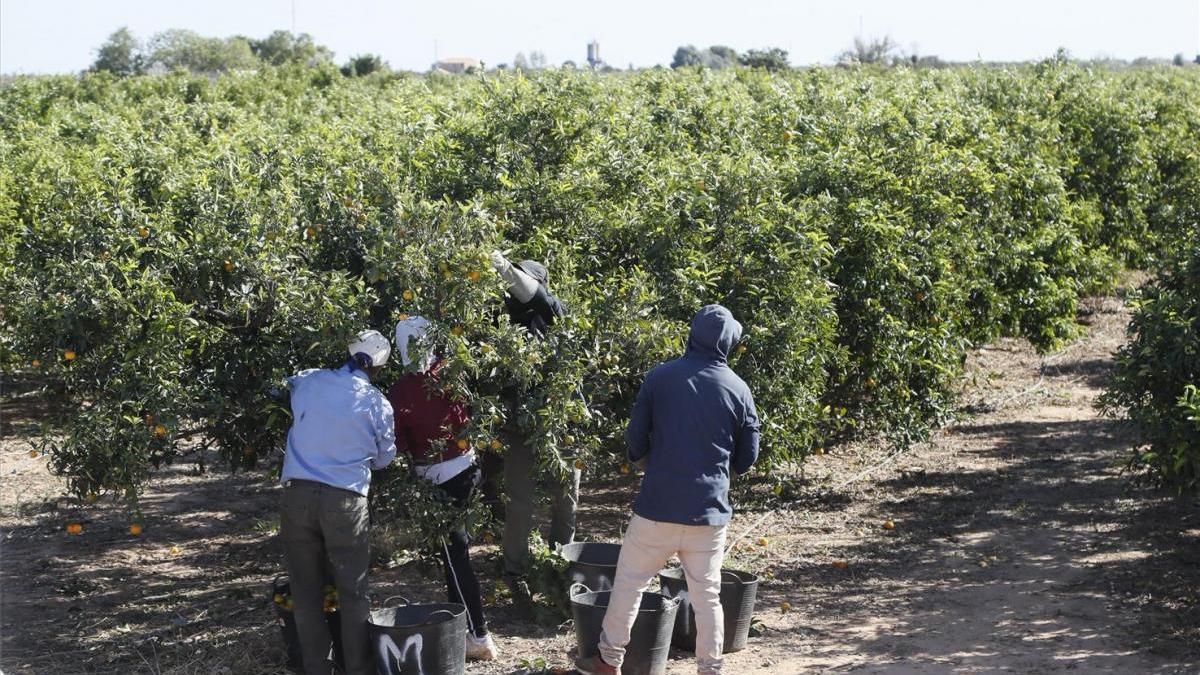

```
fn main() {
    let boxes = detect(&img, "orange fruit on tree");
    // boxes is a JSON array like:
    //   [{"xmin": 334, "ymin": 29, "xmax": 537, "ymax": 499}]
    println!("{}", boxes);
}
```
[
  {"xmin": 402, "ymin": 289, "xmax": 415, "ymax": 301},
  {"xmin": 489, "ymin": 439, "xmax": 502, "ymax": 450},
  {"xmin": 620, "ymin": 463, "xmax": 631, "ymax": 475},
  {"xmin": 467, "ymin": 270, "xmax": 481, "ymax": 283},
  {"xmin": 396, "ymin": 312, "xmax": 408, "ymax": 322},
  {"xmin": 64, "ymin": 349, "xmax": 76, "ymax": 361},
  {"xmin": 883, "ymin": 519, "xmax": 896, "ymax": 530},
  {"xmin": 154, "ymin": 425, "xmax": 167, "ymax": 438},
  {"xmin": 66, "ymin": 523, "xmax": 83, "ymax": 535},
  {"xmin": 223, "ymin": 261, "xmax": 234, "ymax": 273},
  {"xmin": 456, "ymin": 439, "xmax": 469, "ymax": 450},
  {"xmin": 31, "ymin": 358, "xmax": 40, "ymax": 367},
  {"xmin": 573, "ymin": 458, "xmax": 585, "ymax": 470},
  {"xmin": 129, "ymin": 524, "xmax": 143, "ymax": 536},
  {"xmin": 138, "ymin": 227, "xmax": 150, "ymax": 238}
]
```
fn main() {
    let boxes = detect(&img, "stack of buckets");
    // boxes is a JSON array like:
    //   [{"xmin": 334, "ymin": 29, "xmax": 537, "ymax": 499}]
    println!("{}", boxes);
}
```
[{"xmin": 562, "ymin": 543, "xmax": 759, "ymax": 675}]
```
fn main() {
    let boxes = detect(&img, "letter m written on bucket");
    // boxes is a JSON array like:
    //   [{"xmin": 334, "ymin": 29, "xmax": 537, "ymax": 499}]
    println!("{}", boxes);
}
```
[{"xmin": 378, "ymin": 633, "xmax": 424, "ymax": 675}]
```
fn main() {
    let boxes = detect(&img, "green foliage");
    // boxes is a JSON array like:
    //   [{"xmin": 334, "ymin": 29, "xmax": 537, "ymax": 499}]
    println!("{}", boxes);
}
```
[
  {"xmin": 341, "ymin": 54, "xmax": 389, "ymax": 78},
  {"xmin": 91, "ymin": 27, "xmax": 141, "ymax": 76},
  {"xmin": 740, "ymin": 47, "xmax": 789, "ymax": 71},
  {"xmin": 1102, "ymin": 240, "xmax": 1200, "ymax": 489},
  {"xmin": 249, "ymin": 31, "xmax": 333, "ymax": 67},
  {"xmin": 142, "ymin": 29, "xmax": 259, "ymax": 74},
  {"xmin": 1, "ymin": 63, "xmax": 1199, "ymax": 540}
]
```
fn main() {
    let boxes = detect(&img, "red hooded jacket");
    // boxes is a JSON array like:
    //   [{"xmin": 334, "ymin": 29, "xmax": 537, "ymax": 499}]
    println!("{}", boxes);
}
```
[{"xmin": 386, "ymin": 364, "xmax": 470, "ymax": 464}]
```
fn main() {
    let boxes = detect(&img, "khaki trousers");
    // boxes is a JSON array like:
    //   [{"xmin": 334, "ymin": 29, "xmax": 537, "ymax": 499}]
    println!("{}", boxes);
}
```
[{"xmin": 599, "ymin": 514, "xmax": 727, "ymax": 675}]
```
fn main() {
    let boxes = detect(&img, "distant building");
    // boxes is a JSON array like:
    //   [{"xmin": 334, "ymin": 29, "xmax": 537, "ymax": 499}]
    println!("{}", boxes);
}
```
[
  {"xmin": 432, "ymin": 57, "xmax": 479, "ymax": 74},
  {"xmin": 587, "ymin": 41, "xmax": 601, "ymax": 69}
]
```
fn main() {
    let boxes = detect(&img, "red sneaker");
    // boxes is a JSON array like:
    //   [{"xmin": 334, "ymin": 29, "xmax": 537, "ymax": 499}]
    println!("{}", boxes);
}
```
[{"xmin": 575, "ymin": 653, "xmax": 619, "ymax": 675}]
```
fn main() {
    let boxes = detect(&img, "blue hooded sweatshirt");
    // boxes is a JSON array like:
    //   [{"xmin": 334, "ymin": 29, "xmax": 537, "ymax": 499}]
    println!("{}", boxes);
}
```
[{"xmin": 627, "ymin": 305, "xmax": 761, "ymax": 526}]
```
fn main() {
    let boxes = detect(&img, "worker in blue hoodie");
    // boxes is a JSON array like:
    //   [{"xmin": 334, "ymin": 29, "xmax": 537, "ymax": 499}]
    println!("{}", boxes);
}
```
[{"xmin": 577, "ymin": 305, "xmax": 760, "ymax": 675}]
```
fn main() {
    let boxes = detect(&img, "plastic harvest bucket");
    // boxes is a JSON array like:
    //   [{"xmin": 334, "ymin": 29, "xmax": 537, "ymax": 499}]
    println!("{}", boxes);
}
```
[
  {"xmin": 271, "ymin": 575, "xmax": 344, "ymax": 672},
  {"xmin": 368, "ymin": 596, "xmax": 467, "ymax": 675},
  {"xmin": 657, "ymin": 568, "xmax": 758, "ymax": 653},
  {"xmin": 570, "ymin": 583, "xmax": 680, "ymax": 675},
  {"xmin": 560, "ymin": 542, "xmax": 621, "ymax": 592}
]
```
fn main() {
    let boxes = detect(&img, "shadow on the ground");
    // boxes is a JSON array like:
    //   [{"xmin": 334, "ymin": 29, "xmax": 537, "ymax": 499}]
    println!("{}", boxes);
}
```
[{"xmin": 763, "ymin": 414, "xmax": 1200, "ymax": 671}]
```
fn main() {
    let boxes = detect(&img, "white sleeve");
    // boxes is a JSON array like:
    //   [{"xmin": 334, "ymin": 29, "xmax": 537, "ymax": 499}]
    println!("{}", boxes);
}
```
[{"xmin": 490, "ymin": 250, "xmax": 539, "ymax": 303}]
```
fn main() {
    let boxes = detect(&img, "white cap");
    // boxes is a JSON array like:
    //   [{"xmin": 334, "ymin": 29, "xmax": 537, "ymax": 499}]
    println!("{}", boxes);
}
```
[
  {"xmin": 395, "ymin": 315, "xmax": 435, "ymax": 372},
  {"xmin": 348, "ymin": 329, "xmax": 391, "ymax": 368}
]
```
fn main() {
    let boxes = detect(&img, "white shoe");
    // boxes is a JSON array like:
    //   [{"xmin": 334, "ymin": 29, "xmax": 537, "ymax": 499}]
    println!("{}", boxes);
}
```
[{"xmin": 466, "ymin": 633, "xmax": 499, "ymax": 661}]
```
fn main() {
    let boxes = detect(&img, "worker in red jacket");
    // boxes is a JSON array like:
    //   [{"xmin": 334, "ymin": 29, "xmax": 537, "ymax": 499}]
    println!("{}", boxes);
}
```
[{"xmin": 387, "ymin": 316, "xmax": 498, "ymax": 661}]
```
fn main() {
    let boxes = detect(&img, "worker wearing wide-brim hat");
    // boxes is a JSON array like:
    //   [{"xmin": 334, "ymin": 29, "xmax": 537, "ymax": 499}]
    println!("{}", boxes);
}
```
[
  {"xmin": 483, "ymin": 250, "xmax": 578, "ymax": 611},
  {"xmin": 279, "ymin": 329, "xmax": 397, "ymax": 675}
]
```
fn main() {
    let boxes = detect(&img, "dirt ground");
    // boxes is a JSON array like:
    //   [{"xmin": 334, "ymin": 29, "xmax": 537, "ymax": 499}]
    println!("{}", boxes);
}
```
[{"xmin": 3, "ymin": 293, "xmax": 1199, "ymax": 674}]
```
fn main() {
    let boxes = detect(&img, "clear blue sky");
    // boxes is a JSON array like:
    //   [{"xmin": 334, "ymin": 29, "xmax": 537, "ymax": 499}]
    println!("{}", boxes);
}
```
[{"xmin": 2, "ymin": 0, "xmax": 1199, "ymax": 73}]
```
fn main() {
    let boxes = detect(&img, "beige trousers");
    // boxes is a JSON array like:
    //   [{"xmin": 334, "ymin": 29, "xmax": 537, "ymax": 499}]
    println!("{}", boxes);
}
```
[{"xmin": 599, "ymin": 514, "xmax": 727, "ymax": 675}]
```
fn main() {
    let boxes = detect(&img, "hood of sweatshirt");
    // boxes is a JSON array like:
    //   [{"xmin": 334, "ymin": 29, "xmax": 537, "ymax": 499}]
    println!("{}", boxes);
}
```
[{"xmin": 686, "ymin": 304, "xmax": 742, "ymax": 364}]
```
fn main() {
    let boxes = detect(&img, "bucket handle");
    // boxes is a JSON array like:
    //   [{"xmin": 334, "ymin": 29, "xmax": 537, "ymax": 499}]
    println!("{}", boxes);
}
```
[
  {"xmin": 421, "ymin": 609, "xmax": 458, "ymax": 626},
  {"xmin": 380, "ymin": 595, "xmax": 410, "ymax": 607},
  {"xmin": 569, "ymin": 582, "xmax": 594, "ymax": 598}
]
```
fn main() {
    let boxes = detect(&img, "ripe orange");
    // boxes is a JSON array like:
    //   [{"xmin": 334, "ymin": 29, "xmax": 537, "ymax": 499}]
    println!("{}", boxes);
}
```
[
  {"xmin": 305, "ymin": 227, "xmax": 317, "ymax": 238},
  {"xmin": 883, "ymin": 520, "xmax": 896, "ymax": 530},
  {"xmin": 223, "ymin": 261, "xmax": 234, "ymax": 273},
  {"xmin": 456, "ymin": 439, "xmax": 469, "ymax": 450},
  {"xmin": 64, "ymin": 349, "xmax": 76, "ymax": 361},
  {"xmin": 915, "ymin": 292, "xmax": 926, "ymax": 302},
  {"xmin": 129, "ymin": 524, "xmax": 143, "ymax": 536},
  {"xmin": 153, "ymin": 425, "xmax": 167, "ymax": 438},
  {"xmin": 31, "ymin": 358, "xmax": 41, "ymax": 367},
  {"xmin": 402, "ymin": 289, "xmax": 415, "ymax": 301},
  {"xmin": 780, "ymin": 601, "xmax": 792, "ymax": 613},
  {"xmin": 396, "ymin": 312, "xmax": 409, "ymax": 322},
  {"xmin": 620, "ymin": 463, "xmax": 631, "ymax": 475},
  {"xmin": 737, "ymin": 344, "xmax": 747, "ymax": 354},
  {"xmin": 573, "ymin": 458, "xmax": 585, "ymax": 470},
  {"xmin": 66, "ymin": 523, "xmax": 83, "ymax": 535},
  {"xmin": 489, "ymin": 439, "xmax": 502, "ymax": 450},
  {"xmin": 138, "ymin": 227, "xmax": 150, "ymax": 238},
  {"xmin": 467, "ymin": 270, "xmax": 481, "ymax": 283}
]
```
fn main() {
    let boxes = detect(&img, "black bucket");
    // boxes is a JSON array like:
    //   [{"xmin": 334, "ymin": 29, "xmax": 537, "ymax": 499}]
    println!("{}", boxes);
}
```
[
  {"xmin": 657, "ymin": 568, "xmax": 758, "ymax": 653},
  {"xmin": 560, "ymin": 542, "xmax": 621, "ymax": 592},
  {"xmin": 368, "ymin": 596, "xmax": 467, "ymax": 675},
  {"xmin": 271, "ymin": 575, "xmax": 344, "ymax": 672},
  {"xmin": 570, "ymin": 583, "xmax": 680, "ymax": 675}
]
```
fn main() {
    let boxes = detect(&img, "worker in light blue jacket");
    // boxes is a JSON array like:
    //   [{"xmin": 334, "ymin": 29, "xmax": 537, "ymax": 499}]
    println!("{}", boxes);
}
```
[
  {"xmin": 578, "ymin": 304, "xmax": 760, "ymax": 675},
  {"xmin": 280, "ymin": 329, "xmax": 396, "ymax": 675}
]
